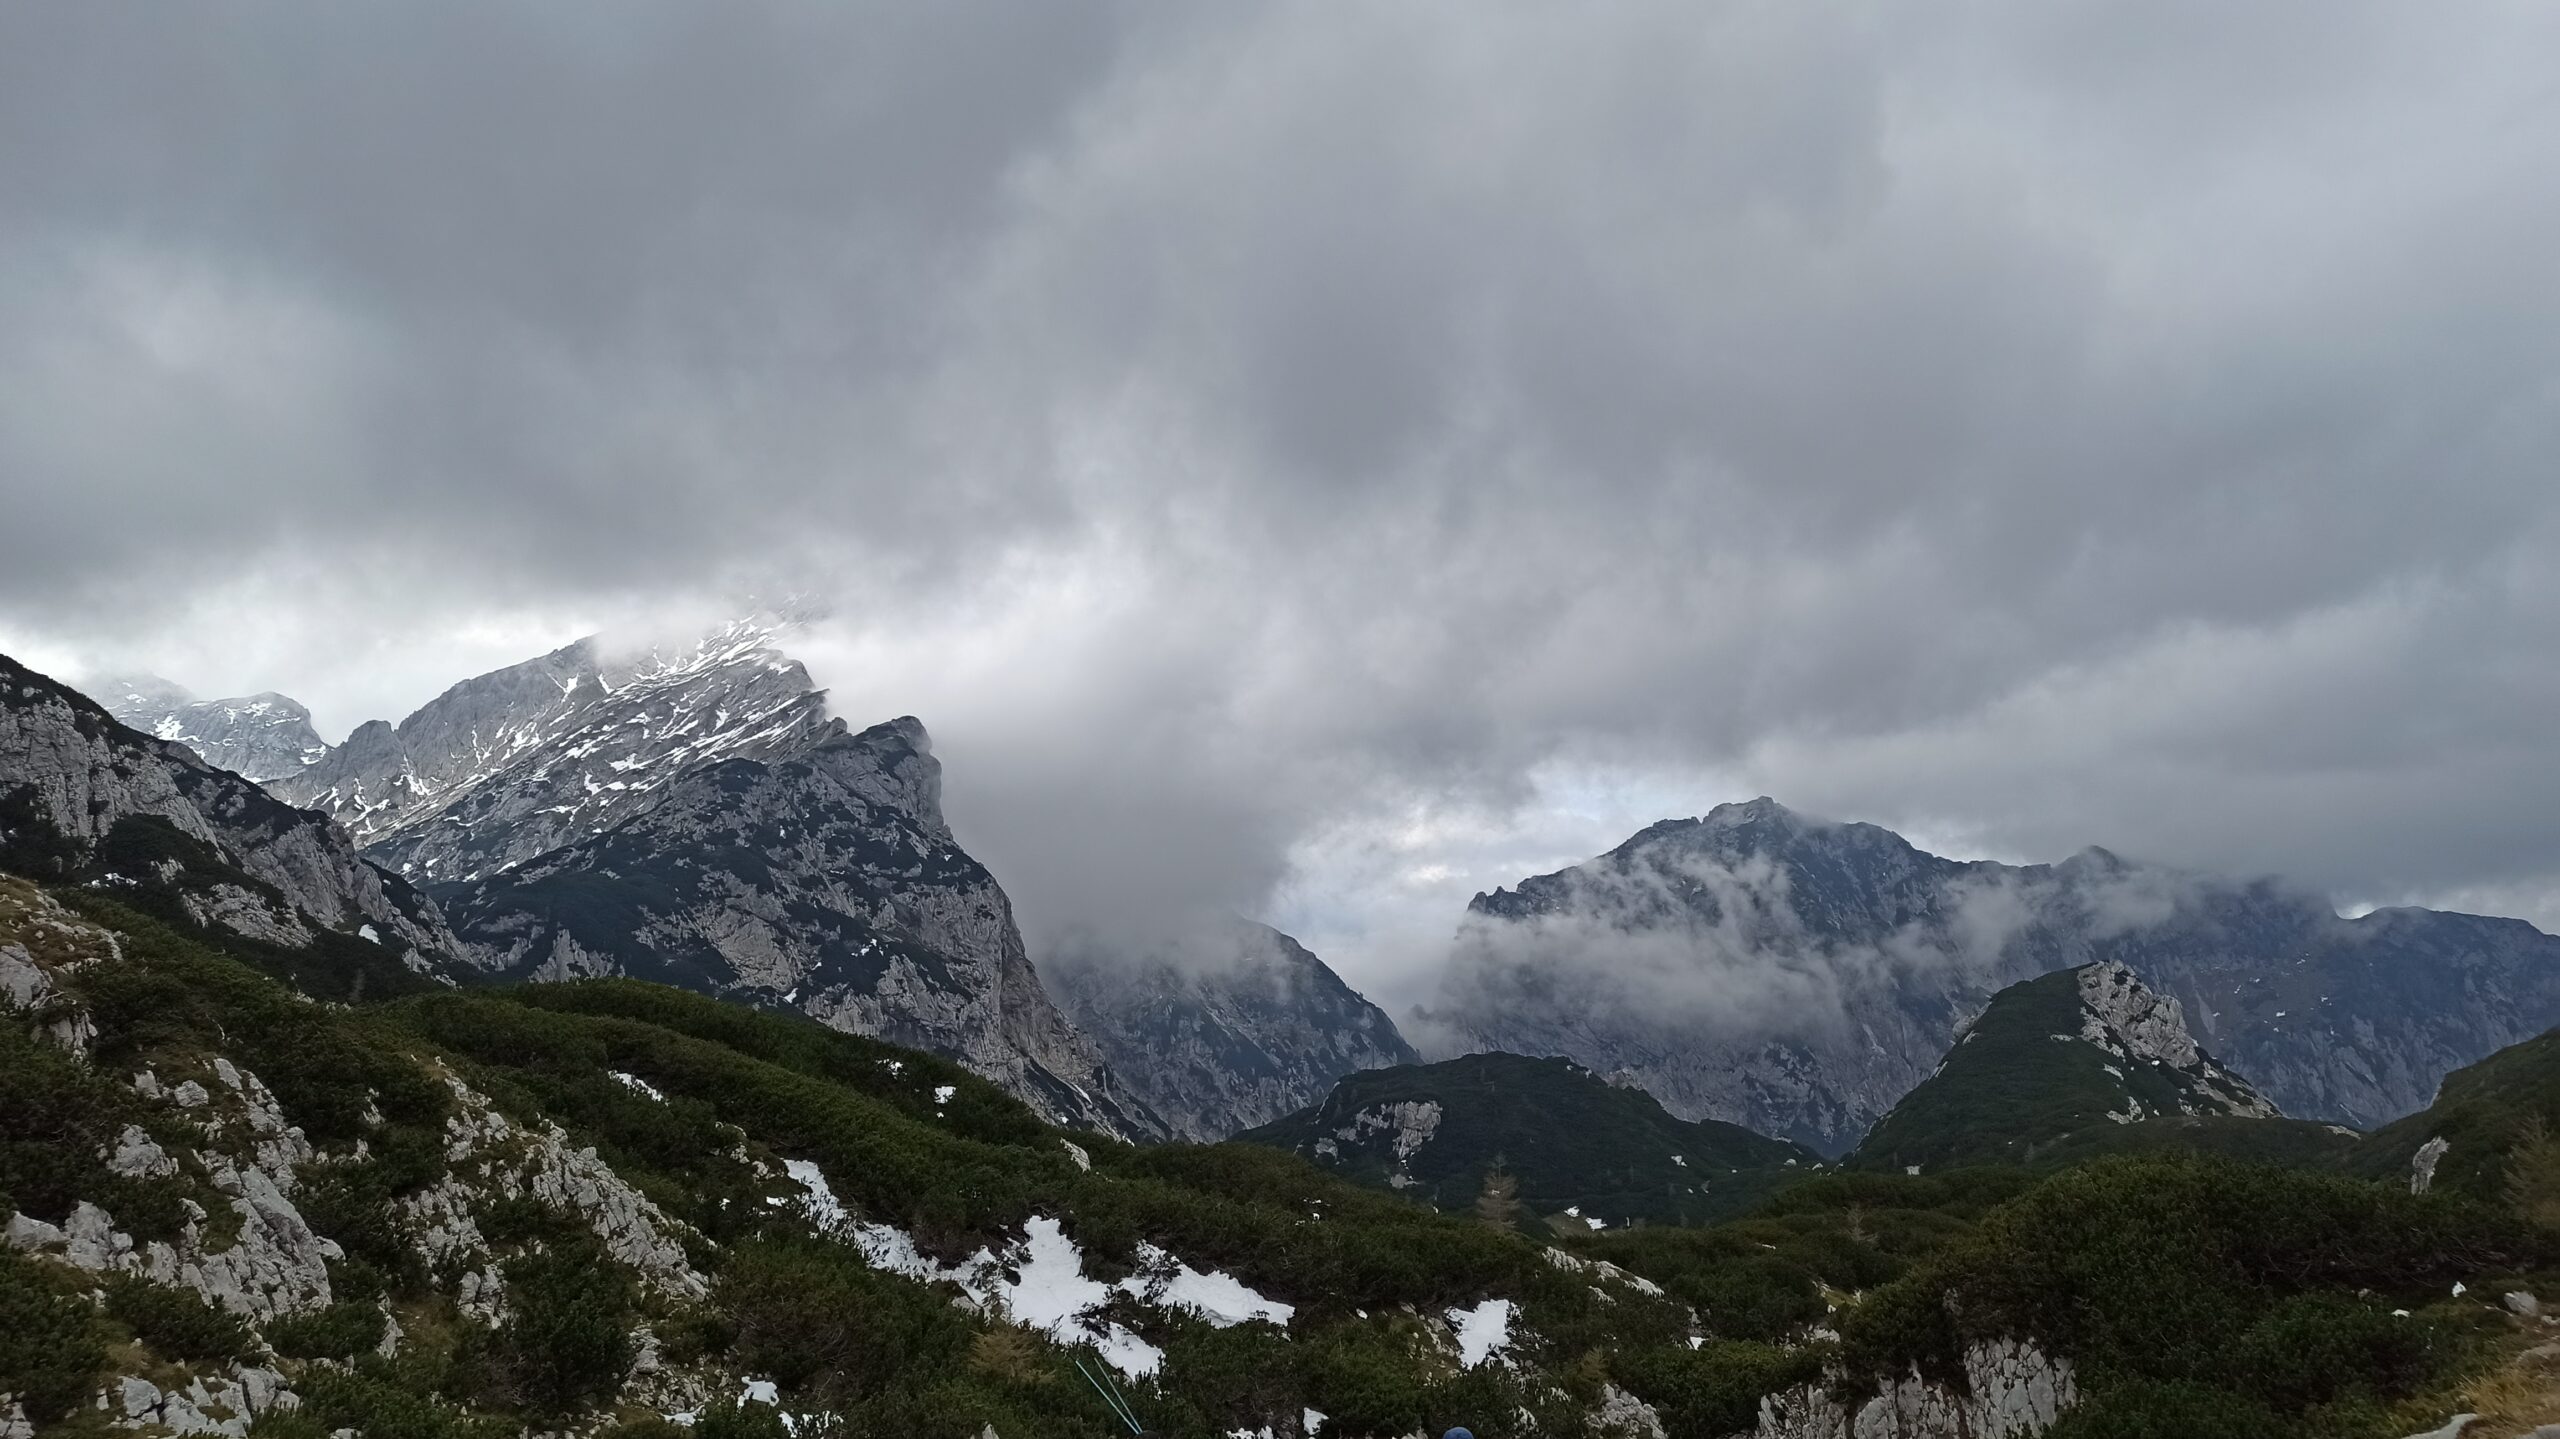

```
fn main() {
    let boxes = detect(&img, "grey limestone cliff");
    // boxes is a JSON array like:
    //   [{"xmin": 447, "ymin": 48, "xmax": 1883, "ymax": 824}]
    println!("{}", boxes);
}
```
[
  {"xmin": 99, "ymin": 678, "xmax": 328, "ymax": 783},
  {"xmin": 0, "ymin": 653, "xmax": 454, "ymax": 965},
  {"xmin": 1047, "ymin": 918, "xmax": 1419, "ymax": 1141},
  {"xmin": 436, "ymin": 714, "xmax": 1167, "ymax": 1141}
]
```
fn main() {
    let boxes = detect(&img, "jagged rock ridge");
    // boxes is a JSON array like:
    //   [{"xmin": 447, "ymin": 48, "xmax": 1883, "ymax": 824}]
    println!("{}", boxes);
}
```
[
  {"xmin": 1046, "ymin": 918, "xmax": 1419, "ymax": 1141},
  {"xmin": 1436, "ymin": 797, "xmax": 2560, "ymax": 1152},
  {"xmin": 0, "ymin": 653, "xmax": 455, "ymax": 966},
  {"xmin": 256, "ymin": 622, "xmax": 1160, "ymax": 1139},
  {"xmin": 435, "ymin": 713, "xmax": 1166, "ymax": 1141},
  {"xmin": 98, "ymin": 677, "xmax": 328, "ymax": 783},
  {"xmin": 269, "ymin": 619, "xmax": 831, "ymax": 883}
]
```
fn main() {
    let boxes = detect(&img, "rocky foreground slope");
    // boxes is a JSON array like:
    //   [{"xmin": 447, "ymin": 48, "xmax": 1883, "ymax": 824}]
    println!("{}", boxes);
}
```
[
  {"xmin": 1437, "ymin": 797, "xmax": 2560, "ymax": 1152},
  {"xmin": 0, "ymin": 869, "xmax": 2119, "ymax": 1439}
]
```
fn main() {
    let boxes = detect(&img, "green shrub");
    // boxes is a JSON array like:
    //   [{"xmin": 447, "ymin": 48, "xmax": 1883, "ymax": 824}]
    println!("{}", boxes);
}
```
[
  {"xmin": 1616, "ymin": 1340, "xmax": 1825, "ymax": 1436},
  {"xmin": 2228, "ymin": 1292, "xmax": 2463, "ymax": 1411},
  {"xmin": 492, "ymin": 1237, "xmax": 637, "ymax": 1416},
  {"xmin": 104, "ymin": 1275, "xmax": 255, "ymax": 1363},
  {"xmin": 2045, "ymin": 1380, "xmax": 2279, "ymax": 1439},
  {"xmin": 266, "ymin": 1297, "xmax": 390, "ymax": 1360},
  {"xmin": 718, "ymin": 1237, "xmax": 975, "ymax": 1406},
  {"xmin": 295, "ymin": 1366, "xmax": 514, "ymax": 1439},
  {"xmin": 0, "ymin": 1249, "xmax": 105, "ymax": 1424}
]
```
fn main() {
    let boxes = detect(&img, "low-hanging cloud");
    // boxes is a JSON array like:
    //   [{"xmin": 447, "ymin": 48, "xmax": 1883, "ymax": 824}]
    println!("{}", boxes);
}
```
[{"xmin": 5, "ymin": 1, "xmax": 2560, "ymax": 989}]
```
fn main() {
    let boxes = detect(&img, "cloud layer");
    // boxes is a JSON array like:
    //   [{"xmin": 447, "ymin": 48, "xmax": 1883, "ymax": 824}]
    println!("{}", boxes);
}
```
[{"xmin": 5, "ymin": 1, "xmax": 2558, "ymax": 994}]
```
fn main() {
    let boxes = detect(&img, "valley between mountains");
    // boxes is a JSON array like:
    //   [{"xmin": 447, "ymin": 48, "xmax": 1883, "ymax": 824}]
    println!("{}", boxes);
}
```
[{"xmin": 5, "ymin": 623, "xmax": 2559, "ymax": 1439}]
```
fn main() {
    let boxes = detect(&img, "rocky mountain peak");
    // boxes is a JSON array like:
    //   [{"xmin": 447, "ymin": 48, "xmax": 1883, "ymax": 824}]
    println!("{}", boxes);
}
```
[
  {"xmin": 811, "ymin": 715, "xmax": 946, "ymax": 837},
  {"xmin": 271, "ymin": 618, "xmax": 833, "ymax": 882},
  {"xmin": 1439, "ymin": 802, "xmax": 2560, "ymax": 1152},
  {"xmin": 97, "ymin": 676, "xmax": 329, "ymax": 783},
  {"xmin": 0, "ymin": 653, "xmax": 456, "ymax": 967}
]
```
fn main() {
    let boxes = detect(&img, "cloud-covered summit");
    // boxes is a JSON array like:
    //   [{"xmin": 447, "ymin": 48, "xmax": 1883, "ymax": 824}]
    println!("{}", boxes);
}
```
[{"xmin": 4, "ymin": 2, "xmax": 2557, "ymax": 985}]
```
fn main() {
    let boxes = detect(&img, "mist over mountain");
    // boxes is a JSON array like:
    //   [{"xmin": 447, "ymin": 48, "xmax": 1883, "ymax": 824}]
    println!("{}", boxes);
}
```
[
  {"xmin": 1046, "ymin": 917, "xmax": 1418, "ymax": 1142},
  {"xmin": 1433, "ymin": 798, "xmax": 2560, "ymax": 1153}
]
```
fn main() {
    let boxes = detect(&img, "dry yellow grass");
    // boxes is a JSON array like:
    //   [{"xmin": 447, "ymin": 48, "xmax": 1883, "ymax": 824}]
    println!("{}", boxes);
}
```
[{"xmin": 2460, "ymin": 1334, "xmax": 2560, "ymax": 1436}]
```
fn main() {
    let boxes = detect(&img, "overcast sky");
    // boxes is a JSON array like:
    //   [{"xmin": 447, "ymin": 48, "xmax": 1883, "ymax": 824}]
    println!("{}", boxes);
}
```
[{"xmin": 4, "ymin": 2, "xmax": 2556, "ymax": 1010}]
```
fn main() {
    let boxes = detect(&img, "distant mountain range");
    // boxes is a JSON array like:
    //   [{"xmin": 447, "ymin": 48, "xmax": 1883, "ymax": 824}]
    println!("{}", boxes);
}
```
[
  {"xmin": 1434, "ymin": 797, "xmax": 2560, "ymax": 1153},
  {"xmin": 22, "ymin": 627, "xmax": 2560, "ymax": 1169},
  {"xmin": 97, "ymin": 675, "xmax": 328, "ymax": 783}
]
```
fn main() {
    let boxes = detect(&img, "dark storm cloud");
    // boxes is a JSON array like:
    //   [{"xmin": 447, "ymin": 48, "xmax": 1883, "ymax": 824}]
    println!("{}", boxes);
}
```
[{"xmin": 3, "ymin": 1, "xmax": 2557, "ymax": 977}]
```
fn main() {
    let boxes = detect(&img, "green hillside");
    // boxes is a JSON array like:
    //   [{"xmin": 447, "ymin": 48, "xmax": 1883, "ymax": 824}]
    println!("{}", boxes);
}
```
[
  {"xmin": 1847, "ymin": 964, "xmax": 2324, "ymax": 1174},
  {"xmin": 2353, "ymin": 1028, "xmax": 2560, "ymax": 1211},
  {"xmin": 6, "ymin": 871, "xmax": 2558, "ymax": 1438},
  {"xmin": 1236, "ymin": 1052, "xmax": 1821, "ymax": 1228}
]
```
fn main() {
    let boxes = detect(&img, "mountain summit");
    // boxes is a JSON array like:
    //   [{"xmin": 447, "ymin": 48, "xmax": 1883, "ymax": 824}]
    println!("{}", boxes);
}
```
[
  {"xmin": 269, "ymin": 620, "xmax": 831, "ymax": 882},
  {"xmin": 1436, "ymin": 799, "xmax": 2560, "ymax": 1152},
  {"xmin": 98, "ymin": 676, "xmax": 328, "ymax": 783},
  {"xmin": 263, "ymin": 623, "xmax": 1163, "ymax": 1139}
]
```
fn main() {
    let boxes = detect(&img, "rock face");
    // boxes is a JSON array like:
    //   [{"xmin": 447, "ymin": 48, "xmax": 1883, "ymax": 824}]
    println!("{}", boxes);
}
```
[
  {"xmin": 1434, "ymin": 798, "xmax": 2560, "ymax": 1151},
  {"xmin": 436, "ymin": 715, "xmax": 1165, "ymax": 1141},
  {"xmin": 1239, "ymin": 1050, "xmax": 1819, "ymax": 1226},
  {"xmin": 1754, "ymin": 1339, "xmax": 2076, "ymax": 1439},
  {"xmin": 1849, "ymin": 962, "xmax": 2286, "ymax": 1173},
  {"xmin": 270, "ymin": 619, "xmax": 831, "ymax": 883},
  {"xmin": 98, "ymin": 677, "xmax": 328, "ymax": 783},
  {"xmin": 1046, "ymin": 918, "xmax": 1418, "ymax": 1141},
  {"xmin": 0, "ymin": 652, "xmax": 455, "ymax": 964}
]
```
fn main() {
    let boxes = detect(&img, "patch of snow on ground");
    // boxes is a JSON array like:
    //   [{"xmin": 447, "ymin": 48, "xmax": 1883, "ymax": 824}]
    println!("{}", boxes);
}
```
[
  {"xmin": 1305, "ymin": 1407, "xmax": 1327, "ymax": 1434},
  {"xmin": 1116, "ymin": 1242, "xmax": 1294, "ymax": 1327},
  {"xmin": 612, "ymin": 1071, "xmax": 666, "ymax": 1103},
  {"xmin": 357, "ymin": 923, "xmax": 380, "ymax": 943},
  {"xmin": 1446, "ymin": 1298, "xmax": 1515, "ymax": 1368},
  {"xmin": 783, "ymin": 1159, "xmax": 851, "ymax": 1230},
  {"xmin": 935, "ymin": 1084, "xmax": 957, "ymax": 1105}
]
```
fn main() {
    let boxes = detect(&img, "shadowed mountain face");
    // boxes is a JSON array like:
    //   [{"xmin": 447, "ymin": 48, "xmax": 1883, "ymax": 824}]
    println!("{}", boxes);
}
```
[
  {"xmin": 1046, "ymin": 918, "xmax": 1418, "ymax": 1142},
  {"xmin": 252, "ymin": 623, "xmax": 1162, "ymax": 1141},
  {"xmin": 98, "ymin": 677, "xmax": 328, "ymax": 783},
  {"xmin": 436, "ymin": 715, "xmax": 1167, "ymax": 1140},
  {"xmin": 0, "ymin": 652, "xmax": 455, "ymax": 973},
  {"xmin": 1238, "ymin": 1050, "xmax": 1820, "ymax": 1228},
  {"xmin": 1435, "ymin": 798, "xmax": 2560, "ymax": 1153}
]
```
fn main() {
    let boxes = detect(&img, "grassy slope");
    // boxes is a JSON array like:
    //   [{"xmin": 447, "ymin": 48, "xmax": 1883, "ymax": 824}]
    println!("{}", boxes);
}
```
[
  {"xmin": 2352, "ymin": 1028, "xmax": 2560, "ymax": 1203},
  {"xmin": 1236, "ymin": 1051, "xmax": 1821, "ymax": 1228},
  {"xmin": 8, "ymin": 873, "xmax": 2557, "ymax": 1439},
  {"xmin": 4, "ymin": 883, "xmax": 1702, "ymax": 1439},
  {"xmin": 1847, "ymin": 967, "xmax": 2357, "ymax": 1175}
]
